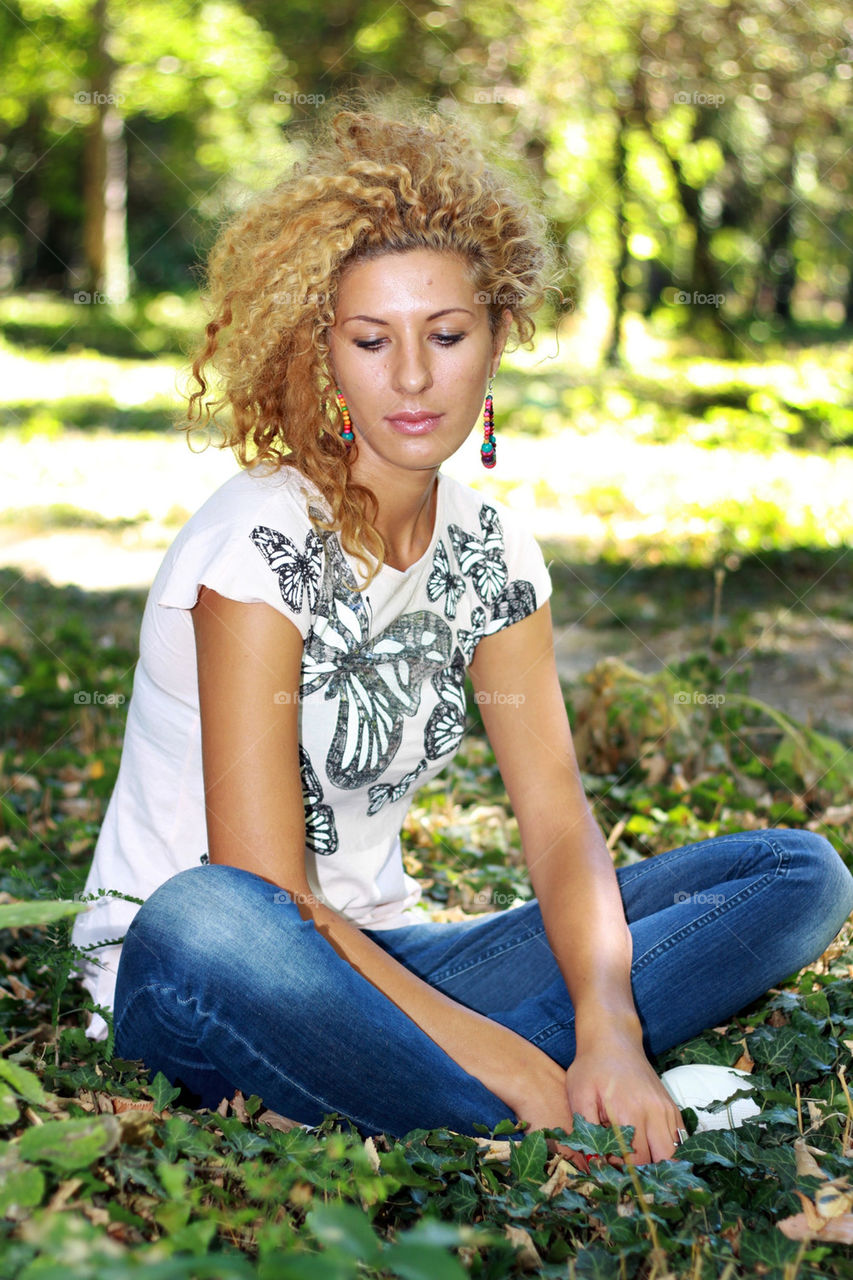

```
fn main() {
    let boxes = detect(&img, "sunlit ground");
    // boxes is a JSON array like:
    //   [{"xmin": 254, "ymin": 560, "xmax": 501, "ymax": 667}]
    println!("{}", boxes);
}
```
[{"xmin": 0, "ymin": 313, "xmax": 851, "ymax": 590}]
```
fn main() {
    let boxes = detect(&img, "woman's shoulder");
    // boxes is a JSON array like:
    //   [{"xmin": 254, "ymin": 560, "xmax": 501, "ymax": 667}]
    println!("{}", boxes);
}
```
[
  {"xmin": 186, "ymin": 464, "xmax": 322, "ymax": 539},
  {"xmin": 438, "ymin": 473, "xmax": 533, "ymax": 541},
  {"xmin": 147, "ymin": 464, "xmax": 327, "ymax": 633}
]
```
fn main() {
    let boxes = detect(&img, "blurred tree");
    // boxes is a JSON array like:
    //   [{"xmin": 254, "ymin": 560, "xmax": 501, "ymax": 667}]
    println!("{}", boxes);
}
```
[
  {"xmin": 0, "ymin": 0, "xmax": 849, "ymax": 353},
  {"xmin": 84, "ymin": 0, "xmax": 128, "ymax": 302},
  {"xmin": 0, "ymin": 0, "xmax": 288, "ymax": 295}
]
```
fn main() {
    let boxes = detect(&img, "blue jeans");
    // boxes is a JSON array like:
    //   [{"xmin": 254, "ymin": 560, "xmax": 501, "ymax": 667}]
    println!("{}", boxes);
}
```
[{"xmin": 113, "ymin": 829, "xmax": 853, "ymax": 1137}]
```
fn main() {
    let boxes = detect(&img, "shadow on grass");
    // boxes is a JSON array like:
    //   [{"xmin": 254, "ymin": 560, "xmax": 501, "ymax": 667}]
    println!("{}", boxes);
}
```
[
  {"xmin": 0, "ymin": 401, "xmax": 176, "ymax": 435},
  {"xmin": 2, "ymin": 546, "xmax": 850, "ymax": 682}
]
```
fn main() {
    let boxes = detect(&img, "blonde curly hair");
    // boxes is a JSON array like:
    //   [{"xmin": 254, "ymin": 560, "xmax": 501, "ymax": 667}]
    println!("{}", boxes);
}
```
[{"xmin": 185, "ymin": 102, "xmax": 555, "ymax": 580}]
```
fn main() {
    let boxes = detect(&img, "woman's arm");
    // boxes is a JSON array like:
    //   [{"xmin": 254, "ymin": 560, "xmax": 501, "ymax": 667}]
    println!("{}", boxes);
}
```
[
  {"xmin": 469, "ymin": 602, "xmax": 683, "ymax": 1162},
  {"xmin": 192, "ymin": 587, "xmax": 573, "ymax": 1130}
]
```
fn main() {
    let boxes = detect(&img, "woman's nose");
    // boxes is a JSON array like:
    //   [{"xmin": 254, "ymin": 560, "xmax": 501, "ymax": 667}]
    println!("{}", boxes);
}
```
[{"xmin": 392, "ymin": 342, "xmax": 432, "ymax": 395}]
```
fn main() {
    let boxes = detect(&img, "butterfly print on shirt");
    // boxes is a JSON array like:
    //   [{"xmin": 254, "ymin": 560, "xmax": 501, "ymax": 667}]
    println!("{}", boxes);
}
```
[
  {"xmin": 299, "ymin": 745, "xmax": 339, "ymax": 856},
  {"xmin": 426, "ymin": 539, "xmax": 466, "ymax": 620},
  {"xmin": 251, "ymin": 525, "xmax": 323, "ymax": 613},
  {"xmin": 489, "ymin": 579, "xmax": 538, "ymax": 631},
  {"xmin": 448, "ymin": 504, "xmax": 508, "ymax": 604},
  {"xmin": 424, "ymin": 649, "xmax": 467, "ymax": 760},
  {"xmin": 301, "ymin": 533, "xmax": 453, "ymax": 789},
  {"xmin": 367, "ymin": 757, "xmax": 428, "ymax": 816},
  {"xmin": 457, "ymin": 606, "xmax": 487, "ymax": 665}
]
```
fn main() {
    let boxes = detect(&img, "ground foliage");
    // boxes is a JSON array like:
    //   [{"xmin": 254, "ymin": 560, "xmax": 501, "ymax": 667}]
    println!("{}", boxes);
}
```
[{"xmin": 1, "ymin": 560, "xmax": 852, "ymax": 1280}]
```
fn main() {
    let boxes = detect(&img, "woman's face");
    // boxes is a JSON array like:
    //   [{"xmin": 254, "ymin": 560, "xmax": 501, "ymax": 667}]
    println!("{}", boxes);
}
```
[{"xmin": 328, "ymin": 249, "xmax": 509, "ymax": 483}]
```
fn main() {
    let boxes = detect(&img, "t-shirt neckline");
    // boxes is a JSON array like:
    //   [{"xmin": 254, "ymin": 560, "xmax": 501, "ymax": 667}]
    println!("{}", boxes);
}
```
[{"xmin": 377, "ymin": 473, "xmax": 444, "ymax": 580}]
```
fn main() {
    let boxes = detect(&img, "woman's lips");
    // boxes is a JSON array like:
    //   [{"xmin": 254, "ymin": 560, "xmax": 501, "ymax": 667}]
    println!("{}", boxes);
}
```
[{"xmin": 386, "ymin": 412, "xmax": 444, "ymax": 435}]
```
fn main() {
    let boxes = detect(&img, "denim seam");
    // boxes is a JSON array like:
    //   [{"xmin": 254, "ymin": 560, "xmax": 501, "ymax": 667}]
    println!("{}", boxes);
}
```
[
  {"xmin": 630, "ymin": 841, "xmax": 790, "ymax": 975},
  {"xmin": 427, "ymin": 925, "xmax": 548, "ymax": 987},
  {"xmin": 617, "ymin": 831, "xmax": 781, "ymax": 890}
]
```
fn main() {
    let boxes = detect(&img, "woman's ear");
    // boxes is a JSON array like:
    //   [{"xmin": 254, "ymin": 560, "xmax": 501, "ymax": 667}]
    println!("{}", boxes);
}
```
[{"xmin": 491, "ymin": 308, "xmax": 513, "ymax": 375}]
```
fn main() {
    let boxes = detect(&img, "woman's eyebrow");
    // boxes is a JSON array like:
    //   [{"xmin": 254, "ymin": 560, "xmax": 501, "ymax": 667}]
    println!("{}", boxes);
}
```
[{"xmin": 341, "ymin": 307, "xmax": 475, "ymax": 325}]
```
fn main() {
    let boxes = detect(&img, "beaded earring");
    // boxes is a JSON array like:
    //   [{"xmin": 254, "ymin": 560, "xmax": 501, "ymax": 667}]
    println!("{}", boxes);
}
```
[
  {"xmin": 335, "ymin": 388, "xmax": 354, "ymax": 447},
  {"xmin": 480, "ymin": 378, "xmax": 496, "ymax": 469}
]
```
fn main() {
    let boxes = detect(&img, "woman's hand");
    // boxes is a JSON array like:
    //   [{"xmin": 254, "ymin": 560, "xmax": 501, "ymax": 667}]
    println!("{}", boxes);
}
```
[
  {"xmin": 563, "ymin": 1031, "xmax": 684, "ymax": 1165},
  {"xmin": 505, "ymin": 1033, "xmax": 683, "ymax": 1167},
  {"xmin": 503, "ymin": 1048, "xmax": 592, "ymax": 1171}
]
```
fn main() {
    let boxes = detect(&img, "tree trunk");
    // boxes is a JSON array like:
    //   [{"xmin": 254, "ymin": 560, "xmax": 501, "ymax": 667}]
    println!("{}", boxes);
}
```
[
  {"xmin": 605, "ymin": 115, "xmax": 631, "ymax": 367},
  {"xmin": 82, "ymin": 0, "xmax": 128, "ymax": 303},
  {"xmin": 605, "ymin": 67, "xmax": 645, "ymax": 367}
]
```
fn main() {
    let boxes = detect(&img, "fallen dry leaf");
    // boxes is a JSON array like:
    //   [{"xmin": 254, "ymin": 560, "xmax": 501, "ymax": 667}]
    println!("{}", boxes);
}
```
[
  {"xmin": 503, "ymin": 1225, "xmax": 542, "ymax": 1271},
  {"xmin": 794, "ymin": 1137, "xmax": 828, "ymax": 1180},
  {"xmin": 820, "ymin": 803, "xmax": 853, "ymax": 825},
  {"xmin": 540, "ymin": 1157, "xmax": 577, "ymax": 1199},
  {"xmin": 2, "ymin": 975, "xmax": 34, "ymax": 1000},
  {"xmin": 46, "ymin": 1178, "xmax": 82, "ymax": 1212},
  {"xmin": 108, "ymin": 1096, "xmax": 155, "ymax": 1115},
  {"xmin": 778, "ymin": 1211, "xmax": 853, "ymax": 1244},
  {"xmin": 639, "ymin": 753, "xmax": 668, "ymax": 786},
  {"xmin": 363, "ymin": 1136, "xmax": 381, "ymax": 1173},
  {"xmin": 796, "ymin": 1191, "xmax": 827, "ymax": 1233},
  {"xmin": 814, "ymin": 1179, "xmax": 853, "ymax": 1220},
  {"xmin": 114, "ymin": 1110, "xmax": 158, "ymax": 1144},
  {"xmin": 11, "ymin": 772, "xmax": 40, "ymax": 793},
  {"xmin": 733, "ymin": 1041, "xmax": 755, "ymax": 1073},
  {"xmin": 806, "ymin": 1099, "xmax": 823, "ymax": 1127},
  {"xmin": 475, "ymin": 1138, "xmax": 512, "ymax": 1163},
  {"xmin": 257, "ymin": 1109, "xmax": 302, "ymax": 1133}
]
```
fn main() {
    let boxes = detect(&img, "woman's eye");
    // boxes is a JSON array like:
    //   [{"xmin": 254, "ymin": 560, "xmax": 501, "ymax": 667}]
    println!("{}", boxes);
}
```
[{"xmin": 353, "ymin": 332, "xmax": 465, "ymax": 351}]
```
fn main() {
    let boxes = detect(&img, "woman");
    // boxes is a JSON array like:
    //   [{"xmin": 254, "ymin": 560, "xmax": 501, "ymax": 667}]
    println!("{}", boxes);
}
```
[{"xmin": 72, "ymin": 107, "xmax": 853, "ymax": 1163}]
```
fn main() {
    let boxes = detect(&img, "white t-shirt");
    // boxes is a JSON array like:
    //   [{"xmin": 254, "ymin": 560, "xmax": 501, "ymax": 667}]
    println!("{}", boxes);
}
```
[{"xmin": 72, "ymin": 465, "xmax": 552, "ymax": 1037}]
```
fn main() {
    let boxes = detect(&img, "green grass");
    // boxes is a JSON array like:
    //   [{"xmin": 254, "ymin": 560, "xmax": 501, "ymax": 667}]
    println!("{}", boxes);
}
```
[{"xmin": 1, "ymin": 564, "xmax": 853, "ymax": 1279}]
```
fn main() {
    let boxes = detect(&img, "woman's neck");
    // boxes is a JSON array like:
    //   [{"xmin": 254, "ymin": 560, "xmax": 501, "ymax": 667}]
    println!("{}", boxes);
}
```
[{"xmin": 369, "ymin": 470, "xmax": 440, "ymax": 573}]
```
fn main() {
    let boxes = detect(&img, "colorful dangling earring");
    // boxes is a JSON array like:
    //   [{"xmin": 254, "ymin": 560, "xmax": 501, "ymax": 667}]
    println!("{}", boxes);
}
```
[
  {"xmin": 335, "ymin": 388, "xmax": 354, "ymax": 447},
  {"xmin": 480, "ymin": 378, "xmax": 496, "ymax": 469}
]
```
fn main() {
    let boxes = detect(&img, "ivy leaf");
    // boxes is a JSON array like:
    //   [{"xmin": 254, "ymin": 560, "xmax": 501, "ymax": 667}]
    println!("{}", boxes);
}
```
[
  {"xmin": 0, "ymin": 899, "xmax": 87, "ymax": 930},
  {"xmin": 676, "ymin": 1128, "xmax": 759, "ymax": 1169},
  {"xmin": 629, "ymin": 1159, "xmax": 713, "ymax": 1206},
  {"xmin": 146, "ymin": 1070, "xmax": 181, "ymax": 1112},
  {"xmin": 573, "ymin": 1244, "xmax": 624, "ymax": 1277},
  {"xmin": 0, "ymin": 1084, "xmax": 19, "ymax": 1126},
  {"xmin": 380, "ymin": 1147, "xmax": 445, "ymax": 1189},
  {"xmin": 18, "ymin": 1114, "xmax": 120, "ymax": 1172},
  {"xmin": 509, "ymin": 1131, "xmax": 548, "ymax": 1186},
  {"xmin": 667, "ymin": 1038, "xmax": 738, "ymax": 1067},
  {"xmin": 305, "ymin": 1202, "xmax": 383, "ymax": 1267},
  {"xmin": 384, "ymin": 1218, "xmax": 470, "ymax": 1280},
  {"xmin": 438, "ymin": 1173, "xmax": 481, "ymax": 1222},
  {"xmin": 0, "ymin": 1057, "xmax": 50, "ymax": 1107},
  {"xmin": 563, "ymin": 1114, "xmax": 632, "ymax": 1157},
  {"xmin": 739, "ymin": 1227, "xmax": 801, "ymax": 1269},
  {"xmin": 747, "ymin": 1026, "xmax": 835, "ymax": 1079},
  {"xmin": 0, "ymin": 1153, "xmax": 45, "ymax": 1218}
]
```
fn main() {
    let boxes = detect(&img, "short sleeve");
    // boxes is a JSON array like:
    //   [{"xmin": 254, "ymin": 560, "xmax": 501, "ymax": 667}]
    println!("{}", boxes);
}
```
[
  {"xmin": 483, "ymin": 499, "xmax": 552, "ymax": 635},
  {"xmin": 153, "ymin": 474, "xmax": 325, "ymax": 641}
]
